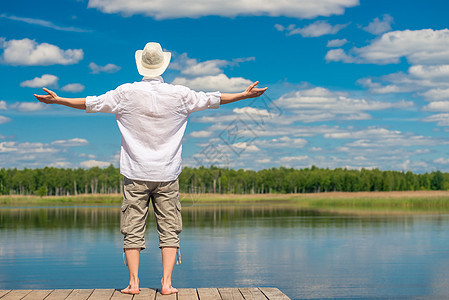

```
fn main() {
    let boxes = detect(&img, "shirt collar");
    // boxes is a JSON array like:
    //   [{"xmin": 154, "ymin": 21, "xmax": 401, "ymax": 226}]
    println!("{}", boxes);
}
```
[{"xmin": 142, "ymin": 76, "xmax": 164, "ymax": 83}]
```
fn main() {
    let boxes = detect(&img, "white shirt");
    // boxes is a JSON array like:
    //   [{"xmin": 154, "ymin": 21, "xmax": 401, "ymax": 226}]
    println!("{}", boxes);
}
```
[{"xmin": 85, "ymin": 76, "xmax": 221, "ymax": 181}]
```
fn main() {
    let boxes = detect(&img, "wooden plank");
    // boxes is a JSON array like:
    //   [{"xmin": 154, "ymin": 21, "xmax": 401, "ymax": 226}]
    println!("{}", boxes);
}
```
[
  {"xmin": 0, "ymin": 291, "xmax": 11, "ymax": 298},
  {"xmin": 44, "ymin": 289, "xmax": 73, "ymax": 300},
  {"xmin": 218, "ymin": 288, "xmax": 243, "ymax": 300},
  {"xmin": 1, "ymin": 290, "xmax": 32, "ymax": 300},
  {"xmin": 133, "ymin": 288, "xmax": 157, "ymax": 300},
  {"xmin": 258, "ymin": 288, "xmax": 289, "ymax": 300},
  {"xmin": 238, "ymin": 288, "xmax": 267, "ymax": 300},
  {"xmin": 21, "ymin": 290, "xmax": 53, "ymax": 300},
  {"xmin": 197, "ymin": 288, "xmax": 221, "ymax": 300},
  {"xmin": 177, "ymin": 288, "xmax": 198, "ymax": 300},
  {"xmin": 0, "ymin": 288, "xmax": 288, "ymax": 300},
  {"xmin": 45, "ymin": 289, "xmax": 74, "ymax": 300},
  {"xmin": 110, "ymin": 289, "xmax": 134, "ymax": 300},
  {"xmin": 66, "ymin": 289, "xmax": 94, "ymax": 300},
  {"xmin": 88, "ymin": 289, "xmax": 115, "ymax": 300},
  {"xmin": 155, "ymin": 289, "xmax": 177, "ymax": 300}
]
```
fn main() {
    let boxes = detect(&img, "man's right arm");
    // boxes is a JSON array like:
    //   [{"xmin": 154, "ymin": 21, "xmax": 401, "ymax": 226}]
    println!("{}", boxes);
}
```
[
  {"xmin": 34, "ymin": 88, "xmax": 86, "ymax": 110},
  {"xmin": 220, "ymin": 81, "xmax": 267, "ymax": 105}
]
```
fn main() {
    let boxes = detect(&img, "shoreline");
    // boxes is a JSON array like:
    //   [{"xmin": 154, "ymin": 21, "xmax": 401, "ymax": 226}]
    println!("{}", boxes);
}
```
[
  {"xmin": 2, "ymin": 190, "xmax": 449, "ymax": 200},
  {"xmin": 1, "ymin": 190, "xmax": 449, "ymax": 203}
]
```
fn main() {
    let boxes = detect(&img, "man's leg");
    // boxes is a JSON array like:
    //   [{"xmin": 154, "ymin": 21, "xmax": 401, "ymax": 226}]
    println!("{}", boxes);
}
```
[
  {"xmin": 152, "ymin": 179, "xmax": 182, "ymax": 295},
  {"xmin": 121, "ymin": 248, "xmax": 141, "ymax": 294},
  {"xmin": 120, "ymin": 178, "xmax": 150, "ymax": 294},
  {"xmin": 161, "ymin": 247, "xmax": 178, "ymax": 295}
]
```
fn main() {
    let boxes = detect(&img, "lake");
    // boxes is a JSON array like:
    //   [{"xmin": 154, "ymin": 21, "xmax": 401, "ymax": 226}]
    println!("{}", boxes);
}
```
[{"xmin": 1, "ymin": 202, "xmax": 449, "ymax": 299}]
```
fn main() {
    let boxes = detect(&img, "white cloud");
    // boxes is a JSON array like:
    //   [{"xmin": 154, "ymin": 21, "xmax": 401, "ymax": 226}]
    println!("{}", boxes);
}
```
[
  {"xmin": 256, "ymin": 158, "xmax": 271, "ymax": 163},
  {"xmin": 0, "ymin": 137, "xmax": 107, "ymax": 169},
  {"xmin": 279, "ymin": 21, "xmax": 348, "ymax": 37},
  {"xmin": 61, "ymin": 83, "xmax": 85, "ymax": 93},
  {"xmin": 358, "ymin": 64, "xmax": 449, "ymax": 94},
  {"xmin": 0, "ymin": 141, "xmax": 57, "ymax": 154},
  {"xmin": 184, "ymin": 81, "xmax": 445, "ymax": 172},
  {"xmin": 408, "ymin": 64, "xmax": 449, "ymax": 80},
  {"xmin": 253, "ymin": 137, "xmax": 308, "ymax": 149},
  {"xmin": 51, "ymin": 138, "xmax": 89, "ymax": 147},
  {"xmin": 170, "ymin": 53, "xmax": 254, "ymax": 92},
  {"xmin": 1, "ymin": 38, "xmax": 83, "ymax": 66},
  {"xmin": 0, "ymin": 101, "xmax": 7, "ymax": 110},
  {"xmin": 324, "ymin": 127, "xmax": 402, "ymax": 139},
  {"xmin": 187, "ymin": 117, "xmax": 443, "ymax": 172},
  {"xmin": 170, "ymin": 53, "xmax": 254, "ymax": 77},
  {"xmin": 88, "ymin": 0, "xmax": 359, "ymax": 20},
  {"xmin": 327, "ymin": 38, "xmax": 348, "ymax": 47},
  {"xmin": 233, "ymin": 107, "xmax": 272, "ymax": 117},
  {"xmin": 0, "ymin": 116, "xmax": 11, "ymax": 124},
  {"xmin": 325, "ymin": 48, "xmax": 355, "ymax": 63},
  {"xmin": 190, "ymin": 130, "xmax": 212, "ymax": 138},
  {"xmin": 0, "ymin": 14, "xmax": 89, "ymax": 32},
  {"xmin": 279, "ymin": 155, "xmax": 309, "ymax": 162},
  {"xmin": 181, "ymin": 59, "xmax": 228, "ymax": 76},
  {"xmin": 422, "ymin": 113, "xmax": 449, "ymax": 126},
  {"xmin": 172, "ymin": 74, "xmax": 252, "ymax": 92},
  {"xmin": 89, "ymin": 62, "xmax": 121, "ymax": 74},
  {"xmin": 274, "ymin": 24, "xmax": 285, "ymax": 32},
  {"xmin": 10, "ymin": 102, "xmax": 46, "ymax": 112},
  {"xmin": 49, "ymin": 161, "xmax": 72, "ymax": 168},
  {"xmin": 20, "ymin": 74, "xmax": 59, "ymax": 88},
  {"xmin": 414, "ymin": 149, "xmax": 430, "ymax": 155},
  {"xmin": 423, "ymin": 101, "xmax": 449, "ymax": 112},
  {"xmin": 421, "ymin": 88, "xmax": 449, "ymax": 101},
  {"xmin": 326, "ymin": 29, "xmax": 449, "ymax": 65},
  {"xmin": 346, "ymin": 134, "xmax": 442, "ymax": 148},
  {"xmin": 362, "ymin": 14, "xmax": 393, "ymax": 35},
  {"xmin": 80, "ymin": 160, "xmax": 111, "ymax": 168},
  {"xmin": 232, "ymin": 142, "xmax": 260, "ymax": 152},
  {"xmin": 434, "ymin": 158, "xmax": 449, "ymax": 165},
  {"xmin": 273, "ymin": 87, "xmax": 413, "ymax": 122}
]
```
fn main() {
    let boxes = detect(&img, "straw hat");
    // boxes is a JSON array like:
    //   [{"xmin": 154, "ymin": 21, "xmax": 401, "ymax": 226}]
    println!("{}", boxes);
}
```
[{"xmin": 135, "ymin": 42, "xmax": 171, "ymax": 77}]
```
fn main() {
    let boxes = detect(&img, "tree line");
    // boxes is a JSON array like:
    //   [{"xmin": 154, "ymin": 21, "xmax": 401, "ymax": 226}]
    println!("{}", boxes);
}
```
[{"xmin": 0, "ymin": 165, "xmax": 447, "ymax": 196}]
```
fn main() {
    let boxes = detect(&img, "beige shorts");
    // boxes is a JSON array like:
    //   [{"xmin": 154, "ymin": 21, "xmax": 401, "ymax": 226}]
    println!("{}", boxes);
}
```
[{"xmin": 120, "ymin": 177, "xmax": 182, "ymax": 250}]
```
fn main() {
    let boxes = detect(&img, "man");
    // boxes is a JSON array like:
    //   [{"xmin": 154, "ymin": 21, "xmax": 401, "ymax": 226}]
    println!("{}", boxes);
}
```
[{"xmin": 34, "ymin": 42, "xmax": 267, "ymax": 295}]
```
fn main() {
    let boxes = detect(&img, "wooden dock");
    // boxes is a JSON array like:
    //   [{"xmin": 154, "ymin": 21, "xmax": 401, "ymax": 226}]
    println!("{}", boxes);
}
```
[{"xmin": 0, "ymin": 288, "xmax": 290, "ymax": 300}]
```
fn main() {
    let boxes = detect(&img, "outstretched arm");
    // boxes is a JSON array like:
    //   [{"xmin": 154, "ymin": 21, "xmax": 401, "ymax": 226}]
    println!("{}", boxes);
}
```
[
  {"xmin": 34, "ymin": 88, "xmax": 86, "ymax": 110},
  {"xmin": 220, "ymin": 81, "xmax": 267, "ymax": 105}
]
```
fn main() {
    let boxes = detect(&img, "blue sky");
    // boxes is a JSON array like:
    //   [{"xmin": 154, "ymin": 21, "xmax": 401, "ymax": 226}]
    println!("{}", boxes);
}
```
[{"xmin": 1, "ymin": 0, "xmax": 449, "ymax": 172}]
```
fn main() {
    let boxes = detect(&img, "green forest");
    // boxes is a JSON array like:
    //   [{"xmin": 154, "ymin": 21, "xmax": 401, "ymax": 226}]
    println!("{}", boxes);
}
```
[{"xmin": 1, "ymin": 165, "xmax": 448, "ymax": 196}]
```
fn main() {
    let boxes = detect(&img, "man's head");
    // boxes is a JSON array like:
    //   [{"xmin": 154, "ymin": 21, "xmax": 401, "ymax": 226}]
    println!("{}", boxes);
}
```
[{"xmin": 135, "ymin": 42, "xmax": 171, "ymax": 78}]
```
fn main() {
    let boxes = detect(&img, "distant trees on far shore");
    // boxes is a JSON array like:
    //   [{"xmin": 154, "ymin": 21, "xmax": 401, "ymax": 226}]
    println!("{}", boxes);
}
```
[{"xmin": 0, "ymin": 165, "xmax": 447, "ymax": 196}]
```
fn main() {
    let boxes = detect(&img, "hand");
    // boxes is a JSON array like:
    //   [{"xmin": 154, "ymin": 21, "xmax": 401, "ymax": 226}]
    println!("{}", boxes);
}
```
[
  {"xmin": 243, "ymin": 81, "xmax": 268, "ymax": 99},
  {"xmin": 34, "ymin": 88, "xmax": 59, "ymax": 104}
]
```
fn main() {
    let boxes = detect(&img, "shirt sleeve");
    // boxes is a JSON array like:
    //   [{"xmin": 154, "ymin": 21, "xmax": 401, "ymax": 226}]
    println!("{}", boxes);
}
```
[
  {"xmin": 85, "ymin": 88, "xmax": 122, "ymax": 114},
  {"xmin": 181, "ymin": 87, "xmax": 221, "ymax": 114}
]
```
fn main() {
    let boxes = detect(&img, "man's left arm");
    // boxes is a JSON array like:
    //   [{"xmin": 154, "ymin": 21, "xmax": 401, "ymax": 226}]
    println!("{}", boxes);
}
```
[
  {"xmin": 34, "ymin": 88, "xmax": 86, "ymax": 110},
  {"xmin": 220, "ymin": 81, "xmax": 267, "ymax": 105}
]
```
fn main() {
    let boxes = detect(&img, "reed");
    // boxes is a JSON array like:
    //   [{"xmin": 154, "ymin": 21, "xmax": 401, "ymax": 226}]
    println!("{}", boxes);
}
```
[{"xmin": 2, "ymin": 191, "xmax": 449, "ymax": 212}]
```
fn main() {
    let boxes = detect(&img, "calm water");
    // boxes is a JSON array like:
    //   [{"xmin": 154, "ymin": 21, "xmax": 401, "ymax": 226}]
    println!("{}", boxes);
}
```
[{"xmin": 2, "ymin": 203, "xmax": 449, "ymax": 299}]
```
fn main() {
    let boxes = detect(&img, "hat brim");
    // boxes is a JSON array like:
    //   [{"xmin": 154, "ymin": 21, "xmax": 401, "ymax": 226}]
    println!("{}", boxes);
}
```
[{"xmin": 135, "ymin": 50, "xmax": 171, "ymax": 78}]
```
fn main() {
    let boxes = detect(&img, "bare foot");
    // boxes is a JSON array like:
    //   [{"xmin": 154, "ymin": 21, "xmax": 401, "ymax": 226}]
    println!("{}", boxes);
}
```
[
  {"xmin": 161, "ymin": 279, "xmax": 178, "ymax": 295},
  {"xmin": 161, "ymin": 286, "xmax": 178, "ymax": 295},
  {"xmin": 121, "ymin": 284, "xmax": 140, "ymax": 295}
]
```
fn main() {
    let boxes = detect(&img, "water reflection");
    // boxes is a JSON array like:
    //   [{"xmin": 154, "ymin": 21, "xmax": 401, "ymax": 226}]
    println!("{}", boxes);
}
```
[
  {"xmin": 1, "ymin": 203, "xmax": 431, "ymax": 230},
  {"xmin": 1, "ymin": 203, "xmax": 449, "ymax": 299}
]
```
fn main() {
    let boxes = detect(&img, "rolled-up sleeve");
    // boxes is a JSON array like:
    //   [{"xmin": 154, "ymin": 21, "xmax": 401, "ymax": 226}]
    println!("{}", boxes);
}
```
[
  {"xmin": 85, "ymin": 88, "xmax": 122, "ymax": 114},
  {"xmin": 182, "ymin": 87, "xmax": 221, "ymax": 114}
]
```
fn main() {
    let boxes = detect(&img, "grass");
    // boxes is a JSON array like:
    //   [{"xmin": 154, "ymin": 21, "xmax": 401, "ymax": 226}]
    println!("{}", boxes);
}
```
[
  {"xmin": 2, "ymin": 190, "xmax": 449, "ymax": 210},
  {"xmin": 0, "ymin": 194, "xmax": 123, "ymax": 205}
]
